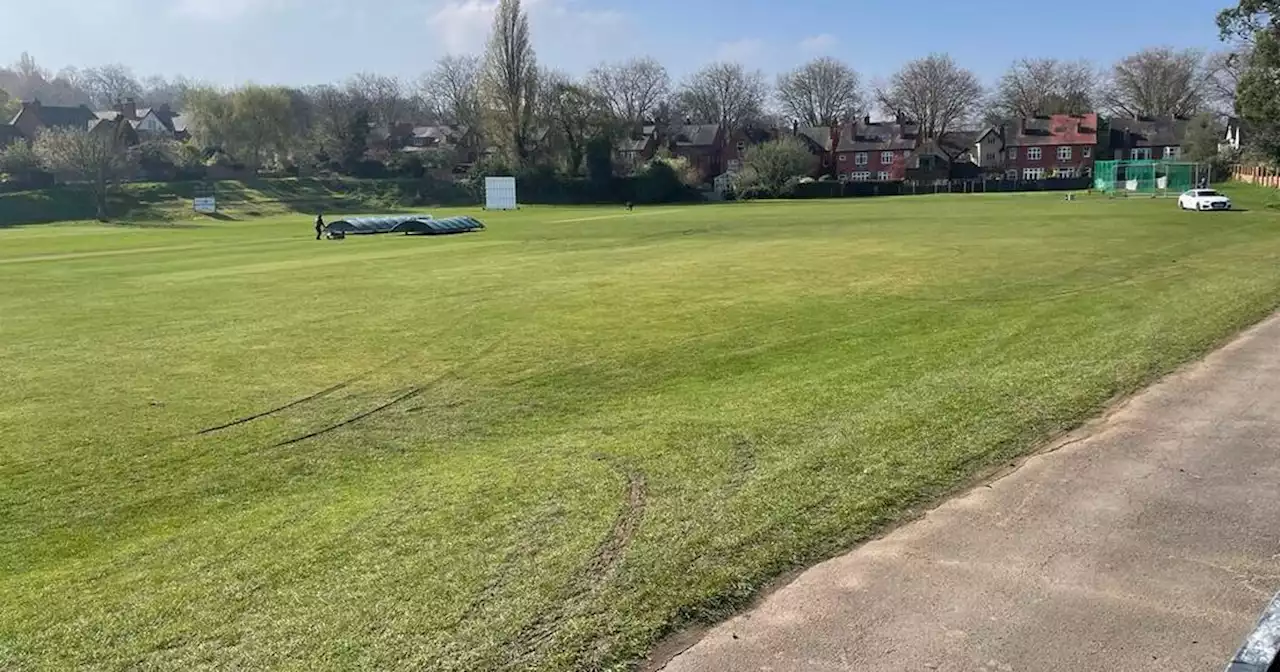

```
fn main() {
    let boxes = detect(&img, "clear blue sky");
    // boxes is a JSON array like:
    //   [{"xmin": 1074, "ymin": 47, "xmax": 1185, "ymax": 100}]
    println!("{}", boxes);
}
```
[{"xmin": 0, "ymin": 0, "xmax": 1236, "ymax": 87}]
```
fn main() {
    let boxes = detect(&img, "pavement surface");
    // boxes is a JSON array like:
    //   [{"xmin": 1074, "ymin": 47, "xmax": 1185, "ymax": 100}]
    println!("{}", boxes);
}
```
[{"xmin": 659, "ymin": 314, "xmax": 1280, "ymax": 672}]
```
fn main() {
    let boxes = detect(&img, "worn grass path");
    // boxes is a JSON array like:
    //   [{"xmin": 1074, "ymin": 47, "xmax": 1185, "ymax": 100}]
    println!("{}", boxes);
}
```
[{"xmin": 5, "ymin": 190, "xmax": 1280, "ymax": 670}]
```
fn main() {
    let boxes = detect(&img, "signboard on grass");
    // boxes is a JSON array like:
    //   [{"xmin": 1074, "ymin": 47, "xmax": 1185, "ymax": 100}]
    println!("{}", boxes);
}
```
[{"xmin": 194, "ymin": 197, "xmax": 217, "ymax": 214}]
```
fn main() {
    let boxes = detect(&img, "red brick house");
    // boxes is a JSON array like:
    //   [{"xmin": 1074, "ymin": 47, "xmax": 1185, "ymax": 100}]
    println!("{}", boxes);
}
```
[
  {"xmin": 978, "ymin": 113, "xmax": 1099, "ymax": 180},
  {"xmin": 799, "ymin": 116, "xmax": 919, "ymax": 182}
]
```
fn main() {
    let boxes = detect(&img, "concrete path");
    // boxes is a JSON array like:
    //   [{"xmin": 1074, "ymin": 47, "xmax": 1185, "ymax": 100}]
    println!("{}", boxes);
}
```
[{"xmin": 660, "ymin": 314, "xmax": 1280, "ymax": 672}]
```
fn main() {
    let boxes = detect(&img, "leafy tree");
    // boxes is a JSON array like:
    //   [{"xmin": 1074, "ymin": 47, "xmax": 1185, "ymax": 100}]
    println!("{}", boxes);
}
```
[
  {"xmin": 776, "ymin": 57, "xmax": 862, "ymax": 126},
  {"xmin": 1181, "ymin": 112, "xmax": 1224, "ymax": 163},
  {"xmin": 735, "ymin": 136, "xmax": 815, "ymax": 197},
  {"xmin": 1219, "ymin": 0, "xmax": 1280, "ymax": 161},
  {"xmin": 0, "ymin": 140, "xmax": 41, "ymax": 177},
  {"xmin": 483, "ymin": 0, "xmax": 540, "ymax": 165},
  {"xmin": 33, "ymin": 125, "xmax": 136, "ymax": 220},
  {"xmin": 542, "ymin": 73, "xmax": 613, "ymax": 176}
]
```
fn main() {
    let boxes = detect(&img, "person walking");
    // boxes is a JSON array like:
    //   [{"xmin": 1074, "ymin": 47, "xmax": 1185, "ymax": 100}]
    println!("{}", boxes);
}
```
[{"xmin": 315, "ymin": 213, "xmax": 325, "ymax": 240}]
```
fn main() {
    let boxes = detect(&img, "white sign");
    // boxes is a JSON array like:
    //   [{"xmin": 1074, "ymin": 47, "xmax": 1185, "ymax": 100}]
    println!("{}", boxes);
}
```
[
  {"xmin": 194, "ymin": 196, "xmax": 217, "ymax": 214},
  {"xmin": 484, "ymin": 176, "xmax": 518, "ymax": 210}
]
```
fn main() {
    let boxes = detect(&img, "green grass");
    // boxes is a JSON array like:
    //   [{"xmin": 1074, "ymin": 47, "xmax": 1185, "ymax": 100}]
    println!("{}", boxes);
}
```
[
  {"xmin": 5, "ymin": 188, "xmax": 1280, "ymax": 670},
  {"xmin": 0, "ymin": 177, "xmax": 470, "ymax": 226}
]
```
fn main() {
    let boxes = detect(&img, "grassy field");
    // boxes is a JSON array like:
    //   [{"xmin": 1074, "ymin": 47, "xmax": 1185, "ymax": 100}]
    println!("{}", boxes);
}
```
[{"xmin": 5, "ymin": 189, "xmax": 1280, "ymax": 671}]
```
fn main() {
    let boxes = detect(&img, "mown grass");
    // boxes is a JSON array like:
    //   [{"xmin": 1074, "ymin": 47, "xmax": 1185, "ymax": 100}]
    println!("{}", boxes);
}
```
[
  {"xmin": 4, "ymin": 188, "xmax": 1280, "ymax": 671},
  {"xmin": 0, "ymin": 177, "xmax": 468, "ymax": 226}
]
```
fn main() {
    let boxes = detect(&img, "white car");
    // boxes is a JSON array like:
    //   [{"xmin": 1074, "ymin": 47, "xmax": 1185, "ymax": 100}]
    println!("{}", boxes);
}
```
[{"xmin": 1178, "ymin": 189, "xmax": 1232, "ymax": 211}]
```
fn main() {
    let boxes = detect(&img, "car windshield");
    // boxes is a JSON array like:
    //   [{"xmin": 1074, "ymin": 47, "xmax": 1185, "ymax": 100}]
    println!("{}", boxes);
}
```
[{"xmin": 1195, "ymin": 190, "xmax": 1220, "ymax": 196}]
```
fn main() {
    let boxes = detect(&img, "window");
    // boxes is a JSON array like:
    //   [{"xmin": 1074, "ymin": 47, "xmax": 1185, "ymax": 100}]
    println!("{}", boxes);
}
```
[
  {"xmin": 852, "ymin": 171, "xmax": 871, "ymax": 181},
  {"xmin": 1008, "ymin": 147, "xmax": 1017, "ymax": 160},
  {"xmin": 1057, "ymin": 146, "xmax": 1072, "ymax": 161},
  {"xmin": 1027, "ymin": 147, "xmax": 1042, "ymax": 161},
  {"xmin": 1005, "ymin": 169, "xmax": 1018, "ymax": 180},
  {"xmin": 736, "ymin": 141, "xmax": 747, "ymax": 152},
  {"xmin": 881, "ymin": 151, "xmax": 895, "ymax": 164},
  {"xmin": 1164, "ymin": 146, "xmax": 1180, "ymax": 159},
  {"xmin": 877, "ymin": 171, "xmax": 890, "ymax": 181},
  {"xmin": 1057, "ymin": 167, "xmax": 1076, "ymax": 178},
  {"xmin": 1084, "ymin": 166, "xmax": 1093, "ymax": 177},
  {"xmin": 1023, "ymin": 167, "xmax": 1045, "ymax": 180},
  {"xmin": 1082, "ymin": 146, "xmax": 1091, "ymax": 158},
  {"xmin": 855, "ymin": 152, "xmax": 868, "ymax": 165},
  {"xmin": 1131, "ymin": 148, "xmax": 1152, "ymax": 160},
  {"xmin": 839, "ymin": 154, "xmax": 847, "ymax": 162}
]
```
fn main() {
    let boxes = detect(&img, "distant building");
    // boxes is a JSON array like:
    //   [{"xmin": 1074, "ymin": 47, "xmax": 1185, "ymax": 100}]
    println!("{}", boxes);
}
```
[
  {"xmin": 1105, "ymin": 115, "xmax": 1191, "ymax": 162},
  {"xmin": 799, "ymin": 116, "xmax": 919, "ymax": 182},
  {"xmin": 977, "ymin": 113, "xmax": 1100, "ymax": 180},
  {"xmin": 9, "ymin": 99, "xmax": 99, "ymax": 138}
]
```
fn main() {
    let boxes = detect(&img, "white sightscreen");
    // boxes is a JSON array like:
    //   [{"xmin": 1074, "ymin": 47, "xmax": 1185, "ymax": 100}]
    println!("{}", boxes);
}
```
[{"xmin": 484, "ymin": 176, "xmax": 518, "ymax": 210}]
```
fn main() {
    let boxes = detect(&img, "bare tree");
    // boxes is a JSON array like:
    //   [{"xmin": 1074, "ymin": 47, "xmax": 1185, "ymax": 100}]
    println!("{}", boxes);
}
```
[
  {"xmin": 677, "ymin": 62, "xmax": 768, "ymax": 133},
  {"xmin": 33, "ymin": 124, "xmax": 136, "ymax": 220},
  {"xmin": 421, "ymin": 55, "xmax": 482, "ymax": 128},
  {"xmin": 75, "ymin": 64, "xmax": 143, "ymax": 108},
  {"xmin": 991, "ymin": 58, "xmax": 1096, "ymax": 118},
  {"xmin": 877, "ymin": 53, "xmax": 983, "ymax": 138},
  {"xmin": 346, "ymin": 73, "xmax": 405, "ymax": 126},
  {"xmin": 775, "ymin": 57, "xmax": 862, "ymax": 126},
  {"xmin": 586, "ymin": 57, "xmax": 670, "ymax": 124},
  {"xmin": 306, "ymin": 84, "xmax": 370, "ymax": 167},
  {"xmin": 1103, "ymin": 47, "xmax": 1206, "ymax": 118},
  {"xmin": 1204, "ymin": 46, "xmax": 1251, "ymax": 114},
  {"xmin": 482, "ymin": 0, "xmax": 540, "ymax": 165}
]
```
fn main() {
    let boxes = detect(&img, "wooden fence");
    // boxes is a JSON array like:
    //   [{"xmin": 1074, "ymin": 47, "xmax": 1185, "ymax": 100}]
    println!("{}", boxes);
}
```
[{"xmin": 1233, "ymin": 165, "xmax": 1280, "ymax": 187}]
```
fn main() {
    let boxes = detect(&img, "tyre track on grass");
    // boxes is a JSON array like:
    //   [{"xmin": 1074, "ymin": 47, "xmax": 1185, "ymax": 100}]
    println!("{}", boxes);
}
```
[
  {"xmin": 507, "ymin": 457, "xmax": 648, "ymax": 666},
  {"xmin": 269, "ymin": 340, "xmax": 501, "ymax": 448}
]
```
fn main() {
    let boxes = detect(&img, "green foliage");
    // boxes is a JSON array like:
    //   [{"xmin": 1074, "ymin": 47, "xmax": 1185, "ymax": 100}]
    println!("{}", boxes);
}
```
[
  {"xmin": 652, "ymin": 155, "xmax": 700, "ymax": 187},
  {"xmin": 0, "ymin": 140, "xmax": 42, "ymax": 177},
  {"xmin": 183, "ymin": 85, "xmax": 297, "ymax": 169},
  {"xmin": 737, "ymin": 136, "xmax": 816, "ymax": 197},
  {"xmin": 1236, "ymin": 32, "xmax": 1280, "ymax": 163},
  {"xmin": 585, "ymin": 135, "xmax": 614, "ymax": 182},
  {"xmin": 1181, "ymin": 112, "xmax": 1225, "ymax": 163}
]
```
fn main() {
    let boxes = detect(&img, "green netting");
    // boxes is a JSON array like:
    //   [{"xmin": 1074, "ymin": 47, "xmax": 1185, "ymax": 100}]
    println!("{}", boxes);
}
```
[{"xmin": 1093, "ymin": 160, "xmax": 1206, "ymax": 196}]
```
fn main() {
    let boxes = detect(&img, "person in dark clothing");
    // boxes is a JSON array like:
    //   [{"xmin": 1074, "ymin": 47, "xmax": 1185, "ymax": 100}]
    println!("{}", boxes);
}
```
[
  {"xmin": 315, "ymin": 213, "xmax": 325, "ymax": 240},
  {"xmin": 625, "ymin": 201, "xmax": 634, "ymax": 211}
]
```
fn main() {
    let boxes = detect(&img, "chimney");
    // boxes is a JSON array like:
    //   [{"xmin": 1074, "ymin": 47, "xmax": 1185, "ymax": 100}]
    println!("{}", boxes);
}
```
[
  {"xmin": 121, "ymin": 97, "xmax": 137, "ymax": 120},
  {"xmin": 1016, "ymin": 118, "xmax": 1025, "ymax": 136}
]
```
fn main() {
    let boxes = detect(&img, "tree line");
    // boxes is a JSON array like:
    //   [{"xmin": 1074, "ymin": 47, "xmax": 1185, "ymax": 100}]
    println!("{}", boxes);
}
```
[{"xmin": 0, "ymin": 0, "xmax": 1268, "ymax": 196}]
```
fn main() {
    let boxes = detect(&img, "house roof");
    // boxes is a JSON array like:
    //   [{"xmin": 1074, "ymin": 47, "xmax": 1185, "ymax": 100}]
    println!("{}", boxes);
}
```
[
  {"xmin": 617, "ymin": 126, "xmax": 657, "ymax": 153},
  {"xmin": 19, "ymin": 102, "xmax": 99, "ymax": 130},
  {"xmin": 1003, "ymin": 113, "xmax": 1098, "ymax": 147},
  {"xmin": 170, "ymin": 114, "xmax": 188, "ymax": 133},
  {"xmin": 1107, "ymin": 116, "xmax": 1190, "ymax": 147},
  {"xmin": 673, "ymin": 124, "xmax": 719, "ymax": 147},
  {"xmin": 798, "ymin": 120, "xmax": 921, "ymax": 153}
]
